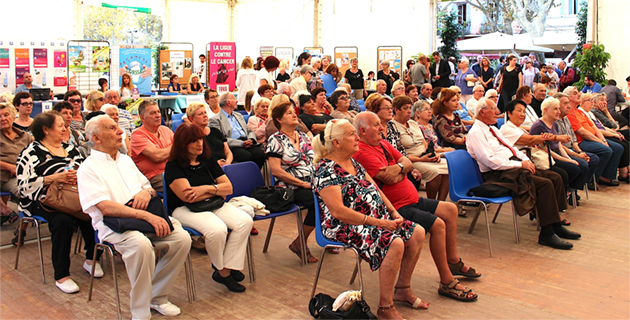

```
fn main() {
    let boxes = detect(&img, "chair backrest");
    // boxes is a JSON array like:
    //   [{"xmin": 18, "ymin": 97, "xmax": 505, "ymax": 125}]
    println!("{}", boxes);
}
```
[
  {"xmin": 242, "ymin": 114, "xmax": 250, "ymax": 123},
  {"xmin": 172, "ymin": 119, "xmax": 184, "ymax": 132},
  {"xmin": 172, "ymin": 113, "xmax": 184, "ymax": 121},
  {"xmin": 312, "ymin": 194, "xmax": 340, "ymax": 247},
  {"xmin": 319, "ymin": 74, "xmax": 337, "ymax": 97},
  {"xmin": 222, "ymin": 162, "xmax": 266, "ymax": 201},
  {"xmin": 496, "ymin": 117, "xmax": 505, "ymax": 129},
  {"xmin": 443, "ymin": 150, "xmax": 484, "ymax": 202},
  {"xmin": 162, "ymin": 173, "xmax": 170, "ymax": 214}
]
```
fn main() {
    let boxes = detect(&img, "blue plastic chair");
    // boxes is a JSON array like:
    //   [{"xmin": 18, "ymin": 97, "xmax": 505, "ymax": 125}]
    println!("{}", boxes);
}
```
[
  {"xmin": 242, "ymin": 114, "xmax": 250, "ymax": 124},
  {"xmin": 444, "ymin": 150, "xmax": 519, "ymax": 257},
  {"xmin": 357, "ymin": 99, "xmax": 366, "ymax": 112},
  {"xmin": 161, "ymin": 173, "xmax": 254, "ymax": 283},
  {"xmin": 319, "ymin": 74, "xmax": 337, "ymax": 97},
  {"xmin": 87, "ymin": 231, "xmax": 123, "ymax": 320},
  {"xmin": 496, "ymin": 117, "xmax": 505, "ymax": 129},
  {"xmin": 14, "ymin": 212, "xmax": 47, "ymax": 284},
  {"xmin": 310, "ymin": 194, "xmax": 363, "ymax": 299},
  {"xmin": 172, "ymin": 119, "xmax": 184, "ymax": 132},
  {"xmin": 222, "ymin": 162, "xmax": 308, "ymax": 266}
]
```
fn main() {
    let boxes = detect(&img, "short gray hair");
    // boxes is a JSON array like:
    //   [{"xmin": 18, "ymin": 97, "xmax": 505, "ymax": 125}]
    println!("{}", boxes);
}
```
[
  {"xmin": 460, "ymin": 58, "xmax": 470, "ymax": 66},
  {"xmin": 533, "ymin": 83, "xmax": 546, "ymax": 92},
  {"xmin": 218, "ymin": 92, "xmax": 232, "ymax": 107},
  {"xmin": 353, "ymin": 112, "xmax": 377, "ymax": 133},
  {"xmin": 105, "ymin": 89, "xmax": 119, "ymax": 101},
  {"xmin": 85, "ymin": 114, "xmax": 109, "ymax": 141},
  {"xmin": 485, "ymin": 89, "xmax": 498, "ymax": 98},
  {"xmin": 473, "ymin": 84, "xmax": 484, "ymax": 92},
  {"xmin": 563, "ymin": 86, "xmax": 577, "ymax": 95},
  {"xmin": 553, "ymin": 92, "xmax": 569, "ymax": 99},
  {"xmin": 300, "ymin": 65, "xmax": 314, "ymax": 74},
  {"xmin": 475, "ymin": 98, "xmax": 491, "ymax": 115},
  {"xmin": 541, "ymin": 97, "xmax": 559, "ymax": 113},
  {"xmin": 376, "ymin": 79, "xmax": 386, "ymax": 87},
  {"xmin": 421, "ymin": 83, "xmax": 432, "ymax": 91},
  {"xmin": 100, "ymin": 104, "xmax": 118, "ymax": 116},
  {"xmin": 138, "ymin": 100, "xmax": 157, "ymax": 117},
  {"xmin": 277, "ymin": 82, "xmax": 291, "ymax": 95},
  {"xmin": 411, "ymin": 100, "xmax": 430, "ymax": 116}
]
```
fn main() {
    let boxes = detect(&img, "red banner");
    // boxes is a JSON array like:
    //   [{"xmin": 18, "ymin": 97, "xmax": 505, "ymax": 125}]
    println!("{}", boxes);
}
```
[
  {"xmin": 33, "ymin": 48, "xmax": 48, "ymax": 67},
  {"xmin": 208, "ymin": 42, "xmax": 236, "ymax": 93}
]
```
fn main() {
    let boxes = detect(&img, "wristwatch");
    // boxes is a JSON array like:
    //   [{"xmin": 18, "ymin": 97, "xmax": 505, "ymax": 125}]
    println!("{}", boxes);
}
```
[{"xmin": 397, "ymin": 163, "xmax": 404, "ymax": 173}]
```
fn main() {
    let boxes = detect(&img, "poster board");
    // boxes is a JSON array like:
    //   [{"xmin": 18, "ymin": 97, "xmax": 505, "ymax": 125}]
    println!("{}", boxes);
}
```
[
  {"xmin": 159, "ymin": 42, "xmax": 194, "ymax": 89},
  {"xmin": 376, "ymin": 46, "xmax": 403, "ymax": 76},
  {"xmin": 67, "ymin": 40, "xmax": 111, "ymax": 93},
  {"xmin": 119, "ymin": 47, "xmax": 152, "ymax": 94},
  {"xmin": 207, "ymin": 42, "xmax": 236, "ymax": 93},
  {"xmin": 260, "ymin": 46, "xmax": 274, "ymax": 59},
  {"xmin": 275, "ymin": 47, "xmax": 294, "ymax": 73},
  {"xmin": 0, "ymin": 41, "xmax": 71, "ymax": 95},
  {"xmin": 333, "ymin": 47, "xmax": 358, "ymax": 77}
]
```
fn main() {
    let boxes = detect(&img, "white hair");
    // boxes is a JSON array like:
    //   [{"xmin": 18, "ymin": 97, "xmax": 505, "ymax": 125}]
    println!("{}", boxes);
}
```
[
  {"xmin": 376, "ymin": 79, "xmax": 386, "ymax": 86},
  {"xmin": 100, "ymin": 104, "xmax": 118, "ymax": 115},
  {"xmin": 84, "ymin": 115, "xmax": 109, "ymax": 142},
  {"xmin": 473, "ymin": 85, "xmax": 484, "ymax": 92},
  {"xmin": 562, "ymin": 86, "xmax": 577, "ymax": 95},
  {"xmin": 541, "ymin": 97, "xmax": 559, "ymax": 114},
  {"xmin": 460, "ymin": 58, "xmax": 470, "ymax": 66},
  {"xmin": 485, "ymin": 89, "xmax": 498, "ymax": 98},
  {"xmin": 277, "ymin": 82, "xmax": 291, "ymax": 95},
  {"xmin": 475, "ymin": 98, "xmax": 491, "ymax": 115}
]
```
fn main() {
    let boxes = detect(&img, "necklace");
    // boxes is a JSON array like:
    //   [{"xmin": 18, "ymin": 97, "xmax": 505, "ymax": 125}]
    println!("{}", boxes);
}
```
[
  {"xmin": 42, "ymin": 141, "xmax": 67, "ymax": 157},
  {"xmin": 281, "ymin": 130, "xmax": 297, "ymax": 143}
]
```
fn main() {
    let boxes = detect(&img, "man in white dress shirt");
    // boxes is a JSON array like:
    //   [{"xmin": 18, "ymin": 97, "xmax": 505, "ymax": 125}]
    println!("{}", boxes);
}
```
[
  {"xmin": 78, "ymin": 115, "xmax": 190, "ymax": 320},
  {"xmin": 466, "ymin": 98, "xmax": 581, "ymax": 250}
]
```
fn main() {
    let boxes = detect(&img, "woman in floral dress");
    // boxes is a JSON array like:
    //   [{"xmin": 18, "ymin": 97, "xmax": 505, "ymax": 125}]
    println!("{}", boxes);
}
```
[{"xmin": 312, "ymin": 119, "xmax": 427, "ymax": 320}]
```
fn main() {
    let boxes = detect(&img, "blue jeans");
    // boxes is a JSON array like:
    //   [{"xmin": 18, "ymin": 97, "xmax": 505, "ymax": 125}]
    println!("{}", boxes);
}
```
[
  {"xmin": 570, "ymin": 152, "xmax": 599, "ymax": 188},
  {"xmin": 578, "ymin": 140, "xmax": 623, "ymax": 181}
]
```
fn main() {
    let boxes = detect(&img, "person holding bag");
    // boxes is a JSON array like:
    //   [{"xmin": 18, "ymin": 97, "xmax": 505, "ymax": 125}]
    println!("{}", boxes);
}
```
[
  {"xmin": 265, "ymin": 102, "xmax": 319, "ymax": 263},
  {"xmin": 165, "ymin": 123, "xmax": 253, "ymax": 293},
  {"xmin": 16, "ymin": 111, "xmax": 101, "ymax": 294}
]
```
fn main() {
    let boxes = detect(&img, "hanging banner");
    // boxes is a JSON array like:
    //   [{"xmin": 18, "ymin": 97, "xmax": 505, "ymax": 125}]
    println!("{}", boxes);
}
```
[
  {"xmin": 33, "ymin": 48, "xmax": 47, "ymax": 67},
  {"xmin": 119, "ymin": 48, "xmax": 152, "ymax": 94},
  {"xmin": 0, "ymin": 49, "xmax": 9, "ymax": 68},
  {"xmin": 53, "ymin": 50, "xmax": 67, "ymax": 87},
  {"xmin": 92, "ymin": 46, "xmax": 110, "ymax": 72},
  {"xmin": 68, "ymin": 45, "xmax": 87, "ymax": 72},
  {"xmin": 170, "ymin": 51, "xmax": 185, "ymax": 78},
  {"xmin": 377, "ymin": 46, "xmax": 403, "ymax": 76},
  {"xmin": 208, "ymin": 42, "xmax": 236, "ymax": 92}
]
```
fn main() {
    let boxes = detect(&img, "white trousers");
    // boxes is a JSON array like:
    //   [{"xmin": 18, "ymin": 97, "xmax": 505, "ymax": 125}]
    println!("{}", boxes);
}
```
[
  {"xmin": 101, "ymin": 218, "xmax": 191, "ymax": 320},
  {"xmin": 172, "ymin": 202, "xmax": 253, "ymax": 271}
]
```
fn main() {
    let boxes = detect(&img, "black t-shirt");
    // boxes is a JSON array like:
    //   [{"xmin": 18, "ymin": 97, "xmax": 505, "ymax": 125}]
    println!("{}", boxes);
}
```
[
  {"xmin": 164, "ymin": 158, "xmax": 225, "ymax": 213},
  {"xmin": 276, "ymin": 73, "xmax": 291, "ymax": 83},
  {"xmin": 377, "ymin": 70, "xmax": 395, "ymax": 95},
  {"xmin": 206, "ymin": 128, "xmax": 227, "ymax": 160},
  {"xmin": 298, "ymin": 113, "xmax": 333, "ymax": 131},
  {"xmin": 344, "ymin": 69, "xmax": 364, "ymax": 89},
  {"xmin": 501, "ymin": 66, "xmax": 521, "ymax": 93}
]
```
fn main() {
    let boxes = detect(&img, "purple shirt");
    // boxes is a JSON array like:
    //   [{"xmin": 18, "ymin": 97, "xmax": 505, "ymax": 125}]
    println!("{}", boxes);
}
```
[{"xmin": 529, "ymin": 120, "xmax": 560, "ymax": 152}]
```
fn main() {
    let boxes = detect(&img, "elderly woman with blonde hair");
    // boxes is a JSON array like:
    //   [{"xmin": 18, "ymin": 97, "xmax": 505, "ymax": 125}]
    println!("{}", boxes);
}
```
[
  {"xmin": 312, "ymin": 119, "xmax": 428, "ymax": 319},
  {"xmin": 247, "ymin": 98, "xmax": 270, "ymax": 144},
  {"xmin": 391, "ymin": 80, "xmax": 407, "ymax": 98},
  {"xmin": 188, "ymin": 73, "xmax": 204, "ymax": 93},
  {"xmin": 83, "ymin": 90, "xmax": 105, "ymax": 115}
]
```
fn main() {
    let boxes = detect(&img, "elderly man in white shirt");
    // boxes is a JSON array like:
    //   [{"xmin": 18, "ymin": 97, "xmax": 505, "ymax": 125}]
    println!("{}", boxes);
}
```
[
  {"xmin": 78, "ymin": 115, "xmax": 190, "ymax": 320},
  {"xmin": 466, "ymin": 98, "xmax": 581, "ymax": 250},
  {"xmin": 466, "ymin": 85, "xmax": 485, "ymax": 116}
]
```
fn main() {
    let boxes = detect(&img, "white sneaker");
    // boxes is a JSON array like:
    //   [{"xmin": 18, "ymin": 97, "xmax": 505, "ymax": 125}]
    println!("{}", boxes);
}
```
[
  {"xmin": 55, "ymin": 279, "xmax": 80, "ymax": 294},
  {"xmin": 83, "ymin": 261, "xmax": 104, "ymax": 278},
  {"xmin": 150, "ymin": 301, "xmax": 181, "ymax": 316}
]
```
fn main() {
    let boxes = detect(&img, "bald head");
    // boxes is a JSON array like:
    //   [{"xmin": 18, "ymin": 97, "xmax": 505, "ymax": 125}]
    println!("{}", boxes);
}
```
[{"xmin": 354, "ymin": 112, "xmax": 382, "ymax": 146}]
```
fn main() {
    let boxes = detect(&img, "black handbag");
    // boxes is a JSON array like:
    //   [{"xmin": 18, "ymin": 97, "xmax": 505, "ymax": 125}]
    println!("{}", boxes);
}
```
[
  {"xmin": 103, "ymin": 196, "xmax": 174, "ymax": 234},
  {"xmin": 250, "ymin": 186, "xmax": 294, "ymax": 212},
  {"xmin": 185, "ymin": 196, "xmax": 225, "ymax": 212},
  {"xmin": 308, "ymin": 293, "xmax": 377, "ymax": 320}
]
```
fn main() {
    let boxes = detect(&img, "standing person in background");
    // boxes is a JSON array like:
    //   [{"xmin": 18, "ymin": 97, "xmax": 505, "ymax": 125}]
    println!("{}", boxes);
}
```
[
  {"xmin": 120, "ymin": 73, "xmax": 135, "ymax": 99},
  {"xmin": 522, "ymin": 60, "xmax": 538, "ymax": 90},
  {"xmin": 197, "ymin": 54, "xmax": 207, "ymax": 87},
  {"xmin": 497, "ymin": 55, "xmax": 522, "ymax": 112},
  {"xmin": 410, "ymin": 55, "xmax": 431, "ymax": 92},
  {"xmin": 378, "ymin": 60, "xmax": 396, "ymax": 96},
  {"xmin": 295, "ymin": 52, "xmax": 312, "ymax": 69},
  {"xmin": 236, "ymin": 57, "xmax": 257, "ymax": 109},
  {"xmin": 430, "ymin": 52, "xmax": 451, "ymax": 89},
  {"xmin": 344, "ymin": 58, "xmax": 365, "ymax": 100},
  {"xmin": 255, "ymin": 56, "xmax": 280, "ymax": 89},
  {"xmin": 454, "ymin": 58, "xmax": 478, "ymax": 104},
  {"xmin": 448, "ymin": 57, "xmax": 457, "ymax": 86},
  {"xmin": 557, "ymin": 61, "xmax": 576, "ymax": 92},
  {"xmin": 477, "ymin": 57, "xmax": 494, "ymax": 90},
  {"xmin": 403, "ymin": 59, "xmax": 415, "ymax": 86},
  {"xmin": 98, "ymin": 78, "xmax": 108, "ymax": 93},
  {"xmin": 321, "ymin": 55, "xmax": 331, "ymax": 72}
]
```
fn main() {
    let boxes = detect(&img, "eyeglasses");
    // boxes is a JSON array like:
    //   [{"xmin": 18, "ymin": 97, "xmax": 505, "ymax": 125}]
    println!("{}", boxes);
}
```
[
  {"xmin": 20, "ymin": 102, "xmax": 34, "ymax": 107},
  {"xmin": 68, "ymin": 98, "xmax": 82, "ymax": 104},
  {"xmin": 473, "ymin": 90, "xmax": 484, "ymax": 93},
  {"xmin": 339, "ymin": 96, "xmax": 351, "ymax": 100},
  {"xmin": 381, "ymin": 107, "xmax": 393, "ymax": 111},
  {"xmin": 97, "ymin": 97, "xmax": 104, "ymax": 101}
]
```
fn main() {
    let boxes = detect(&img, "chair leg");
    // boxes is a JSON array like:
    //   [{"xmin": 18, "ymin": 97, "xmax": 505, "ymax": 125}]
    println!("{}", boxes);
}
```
[
  {"xmin": 35, "ymin": 219, "xmax": 45, "ymax": 284},
  {"xmin": 296, "ymin": 209, "xmax": 307, "ymax": 266},
  {"xmin": 184, "ymin": 252, "xmax": 196, "ymax": 302},
  {"xmin": 246, "ymin": 235, "xmax": 256, "ymax": 283},
  {"xmin": 466, "ymin": 203, "xmax": 483, "ymax": 234},
  {"xmin": 350, "ymin": 263, "xmax": 358, "ymax": 285},
  {"xmin": 511, "ymin": 202, "xmax": 521, "ymax": 244},
  {"xmin": 351, "ymin": 249, "xmax": 364, "ymax": 298},
  {"xmin": 88, "ymin": 244, "xmax": 121, "ymax": 320},
  {"xmin": 14, "ymin": 217, "xmax": 32, "ymax": 270},
  {"xmin": 262, "ymin": 217, "xmax": 276, "ymax": 253},
  {"xmin": 584, "ymin": 183, "xmax": 589, "ymax": 199},
  {"xmin": 571, "ymin": 190, "xmax": 577, "ymax": 209},
  {"xmin": 492, "ymin": 203, "xmax": 503, "ymax": 223},
  {"xmin": 593, "ymin": 174, "xmax": 598, "ymax": 191},
  {"xmin": 310, "ymin": 246, "xmax": 329, "ymax": 299},
  {"xmin": 480, "ymin": 203, "xmax": 493, "ymax": 258},
  {"xmin": 74, "ymin": 228, "xmax": 83, "ymax": 254}
]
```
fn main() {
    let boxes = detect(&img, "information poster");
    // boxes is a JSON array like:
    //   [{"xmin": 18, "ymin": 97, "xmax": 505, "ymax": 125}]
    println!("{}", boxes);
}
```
[
  {"xmin": 53, "ymin": 50, "xmax": 67, "ymax": 87},
  {"xmin": 68, "ymin": 46, "xmax": 87, "ymax": 72},
  {"xmin": 92, "ymin": 46, "xmax": 110, "ymax": 72},
  {"xmin": 377, "ymin": 46, "xmax": 402, "ymax": 75},
  {"xmin": 119, "ymin": 48, "xmax": 152, "ymax": 94},
  {"xmin": 260, "ymin": 46, "xmax": 274, "ymax": 59},
  {"xmin": 275, "ymin": 47, "xmax": 293, "ymax": 72},
  {"xmin": 170, "ymin": 51, "xmax": 185, "ymax": 77},
  {"xmin": 334, "ymin": 47, "xmax": 358, "ymax": 77},
  {"xmin": 14, "ymin": 48, "xmax": 30, "ymax": 86},
  {"xmin": 33, "ymin": 48, "xmax": 48, "ymax": 86},
  {"xmin": 208, "ymin": 42, "xmax": 236, "ymax": 92},
  {"xmin": 0, "ymin": 49, "xmax": 10, "ymax": 68}
]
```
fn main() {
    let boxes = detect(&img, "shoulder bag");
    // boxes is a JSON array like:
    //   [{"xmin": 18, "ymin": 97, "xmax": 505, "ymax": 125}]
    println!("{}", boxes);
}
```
[
  {"xmin": 250, "ymin": 186, "xmax": 294, "ymax": 212},
  {"xmin": 184, "ymin": 162, "xmax": 225, "ymax": 212},
  {"xmin": 308, "ymin": 293, "xmax": 377, "ymax": 320},
  {"xmin": 40, "ymin": 180, "xmax": 90, "ymax": 221},
  {"xmin": 103, "ymin": 196, "xmax": 174, "ymax": 234}
]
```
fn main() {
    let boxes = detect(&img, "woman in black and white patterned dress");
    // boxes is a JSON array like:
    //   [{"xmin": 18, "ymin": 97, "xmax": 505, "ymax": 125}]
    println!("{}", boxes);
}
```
[
  {"xmin": 16, "ymin": 112, "xmax": 100, "ymax": 294},
  {"xmin": 265, "ymin": 102, "xmax": 319, "ymax": 263}
]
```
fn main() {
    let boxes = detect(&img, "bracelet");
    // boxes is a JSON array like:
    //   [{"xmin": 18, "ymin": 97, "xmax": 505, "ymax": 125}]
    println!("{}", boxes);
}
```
[
  {"xmin": 213, "ymin": 184, "xmax": 218, "ymax": 195},
  {"xmin": 362, "ymin": 215, "xmax": 368, "ymax": 225}
]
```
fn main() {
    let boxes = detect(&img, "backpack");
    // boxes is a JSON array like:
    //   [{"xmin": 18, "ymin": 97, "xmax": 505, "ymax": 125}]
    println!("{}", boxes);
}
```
[{"xmin": 569, "ymin": 67, "xmax": 580, "ymax": 84}]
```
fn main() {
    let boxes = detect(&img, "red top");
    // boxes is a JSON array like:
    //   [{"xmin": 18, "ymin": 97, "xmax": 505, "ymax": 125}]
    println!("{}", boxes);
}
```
[
  {"xmin": 130, "ymin": 126, "xmax": 174, "ymax": 179},
  {"xmin": 566, "ymin": 107, "xmax": 596, "ymax": 143}
]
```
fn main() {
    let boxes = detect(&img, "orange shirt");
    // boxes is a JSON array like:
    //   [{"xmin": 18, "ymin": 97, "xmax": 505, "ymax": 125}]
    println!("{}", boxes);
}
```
[
  {"xmin": 566, "ymin": 107, "xmax": 596, "ymax": 143},
  {"xmin": 130, "ymin": 126, "xmax": 173, "ymax": 179}
]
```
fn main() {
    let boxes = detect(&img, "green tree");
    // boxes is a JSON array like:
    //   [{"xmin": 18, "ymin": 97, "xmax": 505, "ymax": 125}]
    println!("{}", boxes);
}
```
[
  {"xmin": 438, "ymin": 10, "xmax": 465, "ymax": 60},
  {"xmin": 575, "ymin": 1, "xmax": 588, "ymax": 53},
  {"xmin": 83, "ymin": 5, "xmax": 162, "ymax": 46},
  {"xmin": 571, "ymin": 44, "xmax": 611, "ymax": 90}
]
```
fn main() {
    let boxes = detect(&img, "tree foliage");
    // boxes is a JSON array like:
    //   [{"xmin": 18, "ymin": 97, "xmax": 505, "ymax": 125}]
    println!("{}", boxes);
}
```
[
  {"xmin": 83, "ymin": 5, "xmax": 162, "ymax": 46},
  {"xmin": 571, "ymin": 44, "xmax": 610, "ymax": 90},
  {"xmin": 465, "ymin": 0, "xmax": 515, "ymax": 34},
  {"xmin": 464, "ymin": 0, "xmax": 556, "ymax": 36},
  {"xmin": 575, "ymin": 1, "xmax": 588, "ymax": 53},
  {"xmin": 438, "ymin": 10, "xmax": 465, "ymax": 60}
]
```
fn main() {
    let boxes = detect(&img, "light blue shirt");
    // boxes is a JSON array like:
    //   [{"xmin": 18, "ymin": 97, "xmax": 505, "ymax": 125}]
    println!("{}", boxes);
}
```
[
  {"xmin": 15, "ymin": 84, "xmax": 41, "ymax": 94},
  {"xmin": 581, "ymin": 82, "xmax": 602, "ymax": 94},
  {"xmin": 456, "ymin": 102, "xmax": 472, "ymax": 121},
  {"xmin": 222, "ymin": 109, "xmax": 246, "ymax": 140}
]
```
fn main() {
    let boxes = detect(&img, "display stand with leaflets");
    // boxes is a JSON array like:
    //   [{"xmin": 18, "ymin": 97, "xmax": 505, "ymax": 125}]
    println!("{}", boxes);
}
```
[
  {"xmin": 158, "ymin": 42, "xmax": 194, "ymax": 90},
  {"xmin": 67, "ymin": 40, "xmax": 111, "ymax": 93},
  {"xmin": 376, "ymin": 46, "xmax": 403, "ymax": 76},
  {"xmin": 334, "ymin": 46, "xmax": 358, "ymax": 76}
]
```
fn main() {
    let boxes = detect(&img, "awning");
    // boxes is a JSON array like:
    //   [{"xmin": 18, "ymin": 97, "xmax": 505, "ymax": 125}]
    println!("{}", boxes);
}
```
[{"xmin": 456, "ymin": 32, "xmax": 554, "ymax": 54}]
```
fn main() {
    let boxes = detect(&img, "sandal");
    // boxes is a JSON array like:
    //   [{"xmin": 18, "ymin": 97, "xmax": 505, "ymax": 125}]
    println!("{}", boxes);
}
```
[
  {"xmin": 438, "ymin": 280, "xmax": 478, "ymax": 302},
  {"xmin": 393, "ymin": 286, "xmax": 429, "ymax": 309},
  {"xmin": 12, "ymin": 229, "xmax": 26, "ymax": 247},
  {"xmin": 288, "ymin": 241, "xmax": 318, "ymax": 263},
  {"xmin": 448, "ymin": 258, "xmax": 481, "ymax": 278}
]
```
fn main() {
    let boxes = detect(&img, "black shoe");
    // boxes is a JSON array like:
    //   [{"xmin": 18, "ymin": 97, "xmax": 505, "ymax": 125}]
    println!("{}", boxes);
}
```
[
  {"xmin": 575, "ymin": 192, "xmax": 581, "ymax": 200},
  {"xmin": 588, "ymin": 181, "xmax": 596, "ymax": 191},
  {"xmin": 538, "ymin": 234, "xmax": 573, "ymax": 249},
  {"xmin": 11, "ymin": 229, "xmax": 26, "ymax": 247},
  {"xmin": 554, "ymin": 225, "xmax": 581, "ymax": 240},
  {"xmin": 212, "ymin": 265, "xmax": 245, "ymax": 282},
  {"xmin": 618, "ymin": 176, "xmax": 630, "ymax": 183},
  {"xmin": 212, "ymin": 270, "xmax": 246, "ymax": 292},
  {"xmin": 597, "ymin": 179, "xmax": 620, "ymax": 186},
  {"xmin": 567, "ymin": 196, "xmax": 580, "ymax": 207}
]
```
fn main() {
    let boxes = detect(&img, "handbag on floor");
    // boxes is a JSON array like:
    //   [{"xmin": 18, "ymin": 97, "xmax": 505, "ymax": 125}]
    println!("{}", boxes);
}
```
[{"xmin": 309, "ymin": 293, "xmax": 377, "ymax": 320}]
